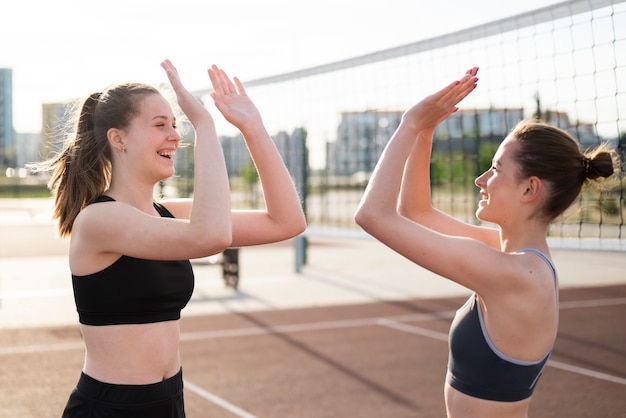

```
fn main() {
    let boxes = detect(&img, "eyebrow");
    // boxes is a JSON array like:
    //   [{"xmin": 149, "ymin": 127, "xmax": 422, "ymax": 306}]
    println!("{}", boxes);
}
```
[{"xmin": 151, "ymin": 115, "xmax": 176, "ymax": 123}]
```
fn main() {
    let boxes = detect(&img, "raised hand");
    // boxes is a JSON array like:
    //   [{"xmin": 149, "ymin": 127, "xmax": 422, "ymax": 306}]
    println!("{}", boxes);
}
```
[
  {"xmin": 402, "ymin": 67, "xmax": 479, "ymax": 131},
  {"xmin": 208, "ymin": 65, "xmax": 262, "ymax": 130},
  {"xmin": 161, "ymin": 59, "xmax": 213, "ymax": 127}
]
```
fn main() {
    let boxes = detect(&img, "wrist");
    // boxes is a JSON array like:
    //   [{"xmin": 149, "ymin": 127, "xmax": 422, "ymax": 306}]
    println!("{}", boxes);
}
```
[
  {"xmin": 397, "ymin": 119, "xmax": 422, "ymax": 137},
  {"xmin": 191, "ymin": 120, "xmax": 216, "ymax": 134},
  {"xmin": 238, "ymin": 118, "xmax": 266, "ymax": 137}
]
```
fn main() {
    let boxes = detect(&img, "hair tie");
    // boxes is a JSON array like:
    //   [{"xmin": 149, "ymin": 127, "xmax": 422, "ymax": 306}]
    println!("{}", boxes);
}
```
[{"xmin": 582, "ymin": 156, "xmax": 591, "ymax": 176}]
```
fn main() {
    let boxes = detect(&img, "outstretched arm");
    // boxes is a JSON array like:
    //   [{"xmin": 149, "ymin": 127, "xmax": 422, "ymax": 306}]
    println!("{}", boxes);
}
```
[
  {"xmin": 355, "ymin": 69, "xmax": 512, "ymax": 294},
  {"xmin": 159, "ymin": 59, "xmax": 232, "ymax": 253},
  {"xmin": 397, "ymin": 68, "xmax": 499, "ymax": 248},
  {"xmin": 209, "ymin": 65, "xmax": 306, "ymax": 246},
  {"xmin": 356, "ymin": 69, "xmax": 479, "ymax": 231}
]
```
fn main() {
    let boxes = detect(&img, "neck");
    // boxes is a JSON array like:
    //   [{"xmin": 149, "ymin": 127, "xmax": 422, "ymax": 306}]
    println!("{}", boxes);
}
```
[
  {"xmin": 106, "ymin": 179, "xmax": 158, "ymax": 213},
  {"xmin": 499, "ymin": 220, "xmax": 550, "ymax": 253}
]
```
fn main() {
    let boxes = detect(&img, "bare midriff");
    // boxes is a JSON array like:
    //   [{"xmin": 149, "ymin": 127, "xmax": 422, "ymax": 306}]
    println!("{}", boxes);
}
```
[
  {"xmin": 80, "ymin": 320, "xmax": 181, "ymax": 384},
  {"xmin": 444, "ymin": 383, "xmax": 532, "ymax": 418}
]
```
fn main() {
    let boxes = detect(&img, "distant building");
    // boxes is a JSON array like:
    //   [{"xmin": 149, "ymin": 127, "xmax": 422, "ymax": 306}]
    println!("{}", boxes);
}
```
[
  {"xmin": 0, "ymin": 68, "xmax": 15, "ymax": 169},
  {"xmin": 327, "ymin": 107, "xmax": 605, "ymax": 177},
  {"xmin": 328, "ymin": 108, "xmax": 525, "ymax": 176},
  {"xmin": 568, "ymin": 122, "xmax": 601, "ymax": 149},
  {"xmin": 329, "ymin": 110, "xmax": 402, "ymax": 176},
  {"xmin": 221, "ymin": 128, "xmax": 307, "ymax": 178},
  {"xmin": 539, "ymin": 110, "xmax": 601, "ymax": 148},
  {"xmin": 431, "ymin": 108, "xmax": 525, "ymax": 154},
  {"xmin": 15, "ymin": 132, "xmax": 42, "ymax": 168},
  {"xmin": 437, "ymin": 108, "xmax": 524, "ymax": 141}
]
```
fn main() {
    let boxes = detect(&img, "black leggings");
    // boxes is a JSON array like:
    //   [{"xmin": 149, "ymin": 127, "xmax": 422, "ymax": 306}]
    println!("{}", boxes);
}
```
[{"xmin": 61, "ymin": 369, "xmax": 185, "ymax": 418}]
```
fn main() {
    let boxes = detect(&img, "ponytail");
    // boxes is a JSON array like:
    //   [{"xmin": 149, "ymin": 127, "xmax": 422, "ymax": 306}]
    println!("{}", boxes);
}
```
[{"xmin": 29, "ymin": 92, "xmax": 109, "ymax": 236}]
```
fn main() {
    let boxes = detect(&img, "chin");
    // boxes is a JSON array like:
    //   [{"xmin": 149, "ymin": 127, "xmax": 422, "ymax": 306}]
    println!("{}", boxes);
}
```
[
  {"xmin": 162, "ymin": 168, "xmax": 176, "ymax": 179},
  {"xmin": 154, "ymin": 173, "xmax": 174, "ymax": 185},
  {"xmin": 475, "ymin": 208, "xmax": 490, "ymax": 223}
]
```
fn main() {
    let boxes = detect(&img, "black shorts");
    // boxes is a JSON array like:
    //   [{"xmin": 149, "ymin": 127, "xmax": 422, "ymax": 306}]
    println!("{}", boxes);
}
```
[{"xmin": 61, "ymin": 369, "xmax": 185, "ymax": 418}]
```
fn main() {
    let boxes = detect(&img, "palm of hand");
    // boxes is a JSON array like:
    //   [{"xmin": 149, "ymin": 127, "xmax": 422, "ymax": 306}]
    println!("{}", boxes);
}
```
[
  {"xmin": 404, "ymin": 72, "xmax": 478, "ymax": 129},
  {"xmin": 160, "ymin": 60, "xmax": 209, "ymax": 122},
  {"xmin": 214, "ymin": 93, "xmax": 260, "ymax": 127}
]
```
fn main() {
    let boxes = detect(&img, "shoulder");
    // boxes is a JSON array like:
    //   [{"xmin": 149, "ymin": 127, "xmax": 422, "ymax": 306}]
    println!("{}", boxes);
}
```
[
  {"xmin": 73, "ymin": 199, "xmax": 144, "ymax": 238},
  {"xmin": 72, "ymin": 200, "xmax": 118, "ymax": 243},
  {"xmin": 483, "ymin": 249, "xmax": 556, "ymax": 302},
  {"xmin": 454, "ymin": 246, "xmax": 555, "ymax": 301},
  {"xmin": 69, "ymin": 200, "xmax": 125, "ymax": 273},
  {"xmin": 513, "ymin": 249, "xmax": 557, "ymax": 293},
  {"xmin": 73, "ymin": 198, "xmax": 114, "ymax": 227}
]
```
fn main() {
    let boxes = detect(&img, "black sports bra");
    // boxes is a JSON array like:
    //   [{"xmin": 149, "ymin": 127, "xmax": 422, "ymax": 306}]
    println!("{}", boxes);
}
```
[
  {"xmin": 71, "ymin": 196, "xmax": 194, "ymax": 326},
  {"xmin": 446, "ymin": 248, "xmax": 558, "ymax": 402}
]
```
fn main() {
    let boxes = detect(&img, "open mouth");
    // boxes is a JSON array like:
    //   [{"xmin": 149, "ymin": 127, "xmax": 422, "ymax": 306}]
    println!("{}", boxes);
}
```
[{"xmin": 158, "ymin": 151, "xmax": 175, "ymax": 159}]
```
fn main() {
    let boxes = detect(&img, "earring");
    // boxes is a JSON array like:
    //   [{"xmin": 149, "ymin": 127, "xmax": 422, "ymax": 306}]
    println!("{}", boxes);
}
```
[{"xmin": 120, "ymin": 145, "xmax": 126, "ymax": 153}]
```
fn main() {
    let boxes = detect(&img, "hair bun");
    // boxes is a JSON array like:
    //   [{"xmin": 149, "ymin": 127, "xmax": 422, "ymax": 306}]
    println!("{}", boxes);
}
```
[{"xmin": 585, "ymin": 151, "xmax": 615, "ymax": 179}]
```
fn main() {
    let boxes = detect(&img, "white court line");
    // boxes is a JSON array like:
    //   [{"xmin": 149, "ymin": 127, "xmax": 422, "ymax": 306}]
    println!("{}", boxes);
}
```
[
  {"xmin": 376, "ymin": 319, "xmax": 626, "ymax": 386},
  {"xmin": 180, "ymin": 312, "xmax": 452, "ymax": 343},
  {"xmin": 547, "ymin": 360, "xmax": 626, "ymax": 385},
  {"xmin": 184, "ymin": 380, "xmax": 259, "ymax": 418},
  {"xmin": 559, "ymin": 297, "xmax": 626, "ymax": 310},
  {"xmin": 375, "ymin": 318, "xmax": 449, "ymax": 342},
  {"xmin": 1, "ymin": 298, "xmax": 624, "ymax": 387},
  {"xmin": 0, "ymin": 312, "xmax": 452, "ymax": 356}
]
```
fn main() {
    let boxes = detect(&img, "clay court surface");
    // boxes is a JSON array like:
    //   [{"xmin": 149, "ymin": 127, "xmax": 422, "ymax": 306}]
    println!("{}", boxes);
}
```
[
  {"xmin": 0, "ymin": 284, "xmax": 624, "ymax": 417},
  {"xmin": 1, "ymin": 234, "xmax": 625, "ymax": 417}
]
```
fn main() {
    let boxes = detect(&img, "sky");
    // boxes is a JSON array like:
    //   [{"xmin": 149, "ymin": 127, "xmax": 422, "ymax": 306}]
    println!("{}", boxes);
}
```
[{"xmin": 3, "ymin": 0, "xmax": 562, "ymax": 133}]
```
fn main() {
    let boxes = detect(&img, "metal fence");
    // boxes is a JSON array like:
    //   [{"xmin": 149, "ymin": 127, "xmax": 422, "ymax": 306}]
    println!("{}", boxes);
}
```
[{"xmin": 190, "ymin": 0, "xmax": 625, "ymax": 253}]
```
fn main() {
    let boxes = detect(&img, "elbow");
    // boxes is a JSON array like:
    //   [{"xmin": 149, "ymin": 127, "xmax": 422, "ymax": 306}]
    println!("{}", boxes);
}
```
[
  {"xmin": 194, "ymin": 225, "xmax": 232, "ymax": 258},
  {"xmin": 354, "ymin": 204, "xmax": 376, "ymax": 233},
  {"xmin": 397, "ymin": 203, "xmax": 432, "ymax": 225},
  {"xmin": 294, "ymin": 212, "xmax": 307, "ymax": 236},
  {"xmin": 275, "ymin": 205, "xmax": 308, "ymax": 241},
  {"xmin": 285, "ymin": 197, "xmax": 307, "ymax": 239},
  {"xmin": 213, "ymin": 231, "xmax": 233, "ymax": 253},
  {"xmin": 355, "ymin": 202, "xmax": 398, "ymax": 238},
  {"xmin": 289, "ymin": 217, "xmax": 307, "ymax": 239},
  {"xmin": 397, "ymin": 205, "xmax": 414, "ymax": 220},
  {"xmin": 294, "ymin": 218, "xmax": 307, "ymax": 237},
  {"xmin": 278, "ymin": 215, "xmax": 307, "ymax": 242}
]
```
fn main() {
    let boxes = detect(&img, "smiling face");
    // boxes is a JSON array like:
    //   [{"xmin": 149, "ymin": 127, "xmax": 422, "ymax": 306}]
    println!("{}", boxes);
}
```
[
  {"xmin": 117, "ymin": 93, "xmax": 181, "ymax": 183},
  {"xmin": 474, "ymin": 137, "xmax": 526, "ymax": 226}
]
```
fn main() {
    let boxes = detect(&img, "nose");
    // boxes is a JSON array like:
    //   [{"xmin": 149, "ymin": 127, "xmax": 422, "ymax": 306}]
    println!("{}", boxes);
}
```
[
  {"xmin": 475, "ymin": 170, "xmax": 489, "ymax": 188},
  {"xmin": 169, "ymin": 127, "xmax": 181, "ymax": 142}
]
